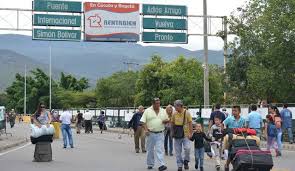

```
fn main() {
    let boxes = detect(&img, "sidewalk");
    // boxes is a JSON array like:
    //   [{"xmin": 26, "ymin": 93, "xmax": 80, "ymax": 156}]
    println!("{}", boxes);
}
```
[{"xmin": 0, "ymin": 122, "xmax": 30, "ymax": 152}]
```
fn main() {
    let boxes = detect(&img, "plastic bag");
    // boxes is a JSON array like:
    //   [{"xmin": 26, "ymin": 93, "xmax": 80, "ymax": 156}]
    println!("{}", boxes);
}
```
[{"xmin": 30, "ymin": 124, "xmax": 55, "ymax": 138}]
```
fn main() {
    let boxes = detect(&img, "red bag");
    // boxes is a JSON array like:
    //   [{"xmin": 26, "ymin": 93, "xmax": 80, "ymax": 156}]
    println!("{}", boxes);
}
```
[{"xmin": 233, "ymin": 128, "xmax": 256, "ymax": 136}]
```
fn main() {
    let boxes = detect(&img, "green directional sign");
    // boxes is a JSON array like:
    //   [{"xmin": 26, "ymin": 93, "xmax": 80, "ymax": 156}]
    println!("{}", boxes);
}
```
[
  {"xmin": 142, "ymin": 32, "xmax": 187, "ymax": 43},
  {"xmin": 33, "ymin": 29, "xmax": 81, "ymax": 41},
  {"xmin": 142, "ymin": 4, "xmax": 187, "ymax": 16},
  {"xmin": 33, "ymin": 14, "xmax": 81, "ymax": 27},
  {"xmin": 33, "ymin": 0, "xmax": 82, "ymax": 13},
  {"xmin": 143, "ymin": 18, "xmax": 187, "ymax": 30}
]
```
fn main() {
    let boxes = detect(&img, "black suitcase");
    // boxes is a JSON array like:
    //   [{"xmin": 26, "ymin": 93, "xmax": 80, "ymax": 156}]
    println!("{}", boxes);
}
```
[
  {"xmin": 34, "ymin": 142, "xmax": 52, "ymax": 162},
  {"xmin": 232, "ymin": 149, "xmax": 273, "ymax": 171}
]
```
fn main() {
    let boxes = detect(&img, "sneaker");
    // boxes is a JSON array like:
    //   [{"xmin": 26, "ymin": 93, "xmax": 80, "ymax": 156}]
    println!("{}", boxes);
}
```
[
  {"xmin": 195, "ymin": 163, "xmax": 198, "ymax": 170},
  {"xmin": 136, "ymin": 150, "xmax": 140, "ymax": 153},
  {"xmin": 158, "ymin": 165, "xmax": 167, "ymax": 171},
  {"xmin": 169, "ymin": 153, "xmax": 173, "ymax": 156},
  {"xmin": 147, "ymin": 166, "xmax": 153, "ymax": 170},
  {"xmin": 278, "ymin": 151, "xmax": 282, "ymax": 156},
  {"xmin": 200, "ymin": 167, "xmax": 204, "ymax": 171},
  {"xmin": 142, "ymin": 150, "xmax": 147, "ymax": 153},
  {"xmin": 71, "ymin": 145, "xmax": 74, "ymax": 148},
  {"xmin": 165, "ymin": 151, "xmax": 168, "ymax": 156},
  {"xmin": 216, "ymin": 165, "xmax": 220, "ymax": 171},
  {"xmin": 290, "ymin": 141, "xmax": 293, "ymax": 144},
  {"xmin": 184, "ymin": 160, "xmax": 189, "ymax": 170},
  {"xmin": 177, "ymin": 167, "xmax": 183, "ymax": 171}
]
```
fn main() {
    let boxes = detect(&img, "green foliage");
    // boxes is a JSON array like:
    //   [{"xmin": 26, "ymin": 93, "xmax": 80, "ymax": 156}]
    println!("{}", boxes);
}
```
[
  {"xmin": 135, "ymin": 56, "xmax": 224, "ymax": 106},
  {"xmin": 95, "ymin": 71, "xmax": 138, "ymax": 107},
  {"xmin": 60, "ymin": 72, "xmax": 89, "ymax": 92},
  {"xmin": 5, "ymin": 69, "xmax": 91, "ymax": 113},
  {"xmin": 227, "ymin": 0, "xmax": 295, "ymax": 103},
  {"xmin": 0, "ymin": 93, "xmax": 8, "ymax": 106}
]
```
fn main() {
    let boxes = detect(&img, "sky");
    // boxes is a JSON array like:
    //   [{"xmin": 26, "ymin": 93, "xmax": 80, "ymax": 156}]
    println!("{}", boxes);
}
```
[{"xmin": 0, "ymin": 0, "xmax": 246, "ymax": 50}]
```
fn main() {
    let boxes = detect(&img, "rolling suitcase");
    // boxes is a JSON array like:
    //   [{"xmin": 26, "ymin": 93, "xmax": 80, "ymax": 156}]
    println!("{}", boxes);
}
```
[
  {"xmin": 34, "ymin": 142, "xmax": 52, "ymax": 162},
  {"xmin": 232, "ymin": 149, "xmax": 273, "ymax": 171}
]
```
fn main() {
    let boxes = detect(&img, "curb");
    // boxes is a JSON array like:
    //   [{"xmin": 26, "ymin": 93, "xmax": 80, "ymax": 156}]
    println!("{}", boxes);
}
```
[{"xmin": 0, "ymin": 138, "xmax": 29, "ymax": 152}]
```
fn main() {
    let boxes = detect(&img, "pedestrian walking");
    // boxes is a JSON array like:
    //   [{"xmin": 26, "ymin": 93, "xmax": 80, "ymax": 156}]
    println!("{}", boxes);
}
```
[
  {"xmin": 140, "ymin": 98, "xmax": 169, "ymax": 171},
  {"xmin": 83, "ymin": 110, "xmax": 93, "ymax": 134},
  {"xmin": 269, "ymin": 106, "xmax": 283, "ymax": 156},
  {"xmin": 51, "ymin": 110, "xmax": 61, "ymax": 139},
  {"xmin": 171, "ymin": 100, "xmax": 193, "ymax": 171},
  {"xmin": 209, "ymin": 115, "xmax": 224, "ymax": 171},
  {"xmin": 164, "ymin": 105, "xmax": 173, "ymax": 156},
  {"xmin": 76, "ymin": 110, "xmax": 83, "ymax": 134},
  {"xmin": 223, "ymin": 106, "xmax": 246, "ymax": 129},
  {"xmin": 265, "ymin": 114, "xmax": 279, "ymax": 156},
  {"xmin": 190, "ymin": 123, "xmax": 211, "ymax": 171},
  {"xmin": 8, "ymin": 109, "xmax": 16, "ymax": 128},
  {"xmin": 98, "ymin": 111, "xmax": 106, "ymax": 134},
  {"xmin": 223, "ymin": 105, "xmax": 245, "ymax": 171},
  {"xmin": 209, "ymin": 104, "xmax": 226, "ymax": 129},
  {"xmin": 280, "ymin": 103, "xmax": 293, "ymax": 144},
  {"xmin": 60, "ymin": 109, "xmax": 74, "ymax": 149},
  {"xmin": 222, "ymin": 108, "xmax": 229, "ymax": 118},
  {"xmin": 128, "ymin": 106, "xmax": 146, "ymax": 153},
  {"xmin": 31, "ymin": 103, "xmax": 53, "ymax": 162},
  {"xmin": 246, "ymin": 104, "xmax": 263, "ymax": 138}
]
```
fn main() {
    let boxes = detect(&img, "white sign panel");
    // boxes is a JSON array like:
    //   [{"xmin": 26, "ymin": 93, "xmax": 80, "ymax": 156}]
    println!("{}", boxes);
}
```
[{"xmin": 84, "ymin": 2, "xmax": 140, "ymax": 42}]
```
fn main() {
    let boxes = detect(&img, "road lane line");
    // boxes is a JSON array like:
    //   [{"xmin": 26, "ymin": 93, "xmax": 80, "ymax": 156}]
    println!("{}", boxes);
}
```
[{"xmin": 0, "ymin": 142, "xmax": 31, "ymax": 156}]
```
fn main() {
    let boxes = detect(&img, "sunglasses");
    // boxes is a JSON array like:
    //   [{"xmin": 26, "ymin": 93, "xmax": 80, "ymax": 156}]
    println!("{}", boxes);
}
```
[{"xmin": 41, "ymin": 106, "xmax": 46, "ymax": 108}]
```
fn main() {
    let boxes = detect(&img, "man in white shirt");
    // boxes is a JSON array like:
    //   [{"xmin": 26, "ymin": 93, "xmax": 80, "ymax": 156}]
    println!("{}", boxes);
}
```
[
  {"xmin": 83, "ymin": 110, "xmax": 94, "ymax": 134},
  {"xmin": 60, "ymin": 110, "xmax": 74, "ymax": 148}
]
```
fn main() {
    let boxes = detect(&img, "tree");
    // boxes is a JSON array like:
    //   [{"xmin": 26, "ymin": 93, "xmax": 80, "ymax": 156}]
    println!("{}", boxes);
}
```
[
  {"xmin": 60, "ymin": 72, "xmax": 89, "ymax": 92},
  {"xmin": 96, "ymin": 71, "xmax": 138, "ymax": 107},
  {"xmin": 227, "ymin": 0, "xmax": 295, "ymax": 103},
  {"xmin": 0, "ymin": 93, "xmax": 8, "ymax": 106},
  {"xmin": 135, "ymin": 56, "xmax": 224, "ymax": 106}
]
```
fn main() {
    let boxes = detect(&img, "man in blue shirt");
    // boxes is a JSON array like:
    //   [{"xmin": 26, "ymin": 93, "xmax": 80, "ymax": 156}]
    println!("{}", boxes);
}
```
[
  {"xmin": 223, "ymin": 105, "xmax": 245, "ymax": 129},
  {"xmin": 128, "ymin": 106, "xmax": 146, "ymax": 153},
  {"xmin": 246, "ymin": 105, "xmax": 263, "ymax": 138},
  {"xmin": 280, "ymin": 103, "xmax": 293, "ymax": 144}
]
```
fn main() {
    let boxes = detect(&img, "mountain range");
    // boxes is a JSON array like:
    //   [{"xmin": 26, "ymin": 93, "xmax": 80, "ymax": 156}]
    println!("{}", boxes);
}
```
[{"xmin": 0, "ymin": 34, "xmax": 224, "ymax": 91}]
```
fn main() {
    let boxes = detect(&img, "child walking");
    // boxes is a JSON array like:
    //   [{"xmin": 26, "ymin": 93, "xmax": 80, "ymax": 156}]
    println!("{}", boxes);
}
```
[
  {"xmin": 190, "ymin": 123, "xmax": 211, "ymax": 171},
  {"xmin": 209, "ymin": 115, "xmax": 224, "ymax": 171}
]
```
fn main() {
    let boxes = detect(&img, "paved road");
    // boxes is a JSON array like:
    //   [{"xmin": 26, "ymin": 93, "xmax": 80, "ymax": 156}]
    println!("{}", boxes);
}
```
[{"xmin": 0, "ymin": 128, "xmax": 293, "ymax": 171}]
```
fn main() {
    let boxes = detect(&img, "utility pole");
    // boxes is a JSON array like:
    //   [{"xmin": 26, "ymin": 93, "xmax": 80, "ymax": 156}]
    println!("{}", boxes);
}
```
[
  {"xmin": 49, "ymin": 46, "xmax": 52, "ymax": 111},
  {"xmin": 24, "ymin": 64, "xmax": 26, "ymax": 115},
  {"xmin": 123, "ymin": 62, "xmax": 139, "ymax": 71},
  {"xmin": 223, "ymin": 16, "xmax": 228, "ymax": 103},
  {"xmin": 203, "ymin": 0, "xmax": 210, "ymax": 107}
]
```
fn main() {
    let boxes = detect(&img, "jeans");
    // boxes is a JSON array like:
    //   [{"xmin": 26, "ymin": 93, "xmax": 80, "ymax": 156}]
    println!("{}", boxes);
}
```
[
  {"xmin": 285, "ymin": 127, "xmax": 294, "ymax": 143},
  {"xmin": 164, "ymin": 129, "xmax": 173, "ymax": 154},
  {"xmin": 61, "ymin": 124, "xmax": 73, "ymax": 148},
  {"xmin": 174, "ymin": 138, "xmax": 191, "ymax": 167},
  {"xmin": 276, "ymin": 128, "xmax": 282, "ymax": 152},
  {"xmin": 146, "ymin": 132, "xmax": 165, "ymax": 167},
  {"xmin": 194, "ymin": 147, "xmax": 205, "ymax": 168}
]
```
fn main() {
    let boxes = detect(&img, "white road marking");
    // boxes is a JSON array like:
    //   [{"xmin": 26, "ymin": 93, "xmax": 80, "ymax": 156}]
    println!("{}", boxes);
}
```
[{"xmin": 0, "ymin": 142, "xmax": 31, "ymax": 156}]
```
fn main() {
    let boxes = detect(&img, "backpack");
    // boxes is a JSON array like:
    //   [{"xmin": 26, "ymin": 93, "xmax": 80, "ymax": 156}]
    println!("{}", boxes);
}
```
[{"xmin": 267, "ymin": 122, "xmax": 277, "ymax": 137}]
